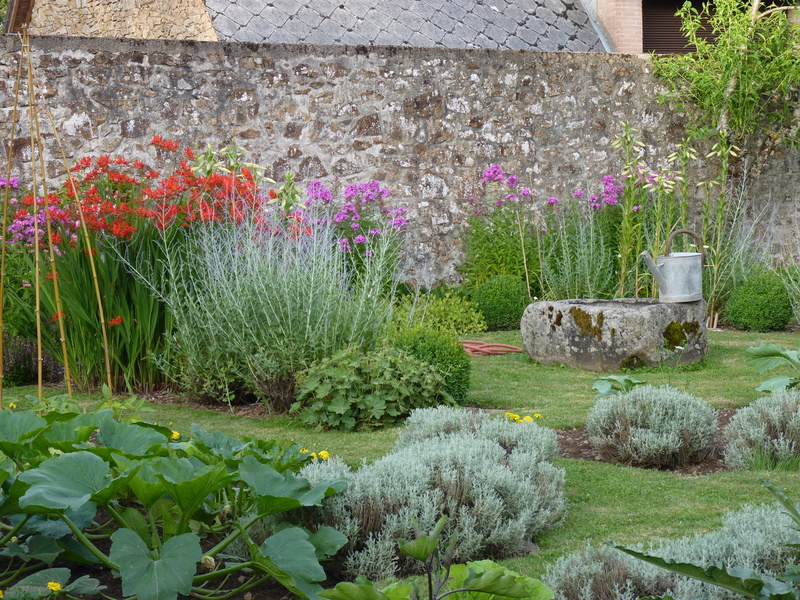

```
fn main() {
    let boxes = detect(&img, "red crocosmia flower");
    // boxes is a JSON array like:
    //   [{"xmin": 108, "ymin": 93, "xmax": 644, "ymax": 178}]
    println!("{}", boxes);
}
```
[
  {"xmin": 45, "ymin": 271, "xmax": 58, "ymax": 280},
  {"xmin": 108, "ymin": 315, "xmax": 122, "ymax": 326},
  {"xmin": 268, "ymin": 189, "xmax": 278, "ymax": 199},
  {"xmin": 185, "ymin": 147, "xmax": 196, "ymax": 160},
  {"xmin": 97, "ymin": 155, "xmax": 111, "ymax": 168},
  {"xmin": 50, "ymin": 311, "xmax": 66, "ymax": 323},
  {"xmin": 133, "ymin": 160, "xmax": 146, "ymax": 169}
]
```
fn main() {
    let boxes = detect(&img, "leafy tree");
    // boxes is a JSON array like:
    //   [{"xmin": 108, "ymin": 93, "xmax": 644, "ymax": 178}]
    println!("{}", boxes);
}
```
[{"xmin": 654, "ymin": 0, "xmax": 800, "ymax": 176}]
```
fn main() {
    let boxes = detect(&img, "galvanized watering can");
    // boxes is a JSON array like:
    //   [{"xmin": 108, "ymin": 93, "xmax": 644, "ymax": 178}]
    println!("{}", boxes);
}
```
[{"xmin": 641, "ymin": 229, "xmax": 705, "ymax": 303}]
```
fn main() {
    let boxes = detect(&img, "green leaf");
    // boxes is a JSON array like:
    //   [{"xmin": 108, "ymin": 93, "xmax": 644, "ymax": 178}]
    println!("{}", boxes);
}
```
[
  {"xmin": 110, "ymin": 529, "xmax": 201, "ymax": 600},
  {"xmin": 0, "ymin": 410, "xmax": 47, "ymax": 459},
  {"xmin": 755, "ymin": 376, "xmax": 796, "ymax": 393},
  {"xmin": 308, "ymin": 526, "xmax": 348, "ymax": 559},
  {"xmin": 328, "ymin": 395, "xmax": 351, "ymax": 415},
  {"xmin": 190, "ymin": 424, "xmax": 251, "ymax": 460},
  {"xmin": 254, "ymin": 527, "xmax": 328, "ymax": 600},
  {"xmin": 321, "ymin": 582, "xmax": 391, "ymax": 600},
  {"xmin": 19, "ymin": 452, "xmax": 113, "ymax": 511},
  {"xmin": 746, "ymin": 344, "xmax": 800, "ymax": 375},
  {"xmin": 398, "ymin": 516, "xmax": 447, "ymax": 562},
  {"xmin": 612, "ymin": 544, "xmax": 796, "ymax": 600},
  {"xmin": 239, "ymin": 455, "xmax": 347, "ymax": 515},
  {"xmin": 93, "ymin": 419, "xmax": 169, "ymax": 457}
]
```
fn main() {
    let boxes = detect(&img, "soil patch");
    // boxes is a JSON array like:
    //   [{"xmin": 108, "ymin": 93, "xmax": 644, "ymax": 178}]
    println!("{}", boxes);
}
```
[{"xmin": 556, "ymin": 407, "xmax": 737, "ymax": 476}]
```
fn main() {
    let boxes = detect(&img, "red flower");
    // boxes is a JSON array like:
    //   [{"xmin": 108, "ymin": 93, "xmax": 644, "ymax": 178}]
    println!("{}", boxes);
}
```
[
  {"xmin": 268, "ymin": 189, "xmax": 278, "ymax": 199},
  {"xmin": 108, "ymin": 315, "xmax": 122, "ymax": 326}
]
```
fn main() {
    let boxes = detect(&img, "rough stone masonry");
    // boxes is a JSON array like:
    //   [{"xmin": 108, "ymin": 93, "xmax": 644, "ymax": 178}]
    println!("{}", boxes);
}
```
[{"xmin": 1, "ymin": 35, "xmax": 798, "ymax": 284}]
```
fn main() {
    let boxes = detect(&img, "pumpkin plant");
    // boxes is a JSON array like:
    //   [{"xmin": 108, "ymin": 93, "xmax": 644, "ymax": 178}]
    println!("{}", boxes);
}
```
[{"xmin": 0, "ymin": 407, "xmax": 348, "ymax": 600}]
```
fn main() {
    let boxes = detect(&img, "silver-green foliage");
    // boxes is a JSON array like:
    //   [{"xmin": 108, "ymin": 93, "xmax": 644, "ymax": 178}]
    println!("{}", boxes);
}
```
[
  {"xmin": 301, "ymin": 407, "xmax": 566, "ymax": 581},
  {"xmin": 724, "ymin": 390, "xmax": 800, "ymax": 470},
  {"xmin": 150, "ymin": 204, "xmax": 397, "ymax": 406},
  {"xmin": 587, "ymin": 385, "xmax": 717, "ymax": 468},
  {"xmin": 544, "ymin": 503, "xmax": 798, "ymax": 600}
]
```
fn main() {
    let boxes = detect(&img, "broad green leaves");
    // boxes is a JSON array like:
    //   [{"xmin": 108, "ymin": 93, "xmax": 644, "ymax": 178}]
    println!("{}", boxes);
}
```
[
  {"xmin": 19, "ymin": 452, "xmax": 113, "ymax": 511},
  {"xmin": 110, "ymin": 529, "xmax": 202, "ymax": 600},
  {"xmin": 746, "ymin": 343, "xmax": 800, "ymax": 392}
]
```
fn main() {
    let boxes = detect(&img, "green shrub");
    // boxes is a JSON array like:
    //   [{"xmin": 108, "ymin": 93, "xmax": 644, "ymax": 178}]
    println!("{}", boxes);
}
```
[
  {"xmin": 724, "ymin": 390, "xmax": 800, "ymax": 470},
  {"xmin": 470, "ymin": 275, "xmax": 530, "ymax": 331},
  {"xmin": 724, "ymin": 271, "xmax": 793, "ymax": 332},
  {"xmin": 291, "ymin": 346, "xmax": 453, "ymax": 430},
  {"xmin": 392, "ymin": 292, "xmax": 487, "ymax": 336},
  {"xmin": 300, "ymin": 406, "xmax": 566, "ymax": 581},
  {"xmin": 391, "ymin": 328, "xmax": 471, "ymax": 403},
  {"xmin": 587, "ymin": 385, "xmax": 717, "ymax": 468},
  {"xmin": 544, "ymin": 503, "xmax": 798, "ymax": 600}
]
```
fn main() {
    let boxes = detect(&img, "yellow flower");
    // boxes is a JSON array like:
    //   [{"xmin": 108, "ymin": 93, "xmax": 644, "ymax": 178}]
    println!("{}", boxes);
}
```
[
  {"xmin": 1, "ymin": 589, "xmax": 5, "ymax": 598},
  {"xmin": 310, "ymin": 452, "xmax": 318, "ymax": 460},
  {"xmin": 534, "ymin": 413, "xmax": 543, "ymax": 419},
  {"xmin": 7, "ymin": 403, "xmax": 16, "ymax": 410},
  {"xmin": 318, "ymin": 450, "xmax": 330, "ymax": 460},
  {"xmin": 299, "ymin": 448, "xmax": 310, "ymax": 453},
  {"xmin": 504, "ymin": 412, "xmax": 520, "ymax": 421},
  {"xmin": 47, "ymin": 582, "xmax": 61, "ymax": 593},
  {"xmin": 171, "ymin": 431, "xmax": 181, "ymax": 440},
  {"xmin": 522, "ymin": 416, "xmax": 534, "ymax": 422}
]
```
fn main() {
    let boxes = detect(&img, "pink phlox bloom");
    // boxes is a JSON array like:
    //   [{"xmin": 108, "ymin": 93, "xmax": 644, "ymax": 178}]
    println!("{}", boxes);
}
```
[
  {"xmin": 506, "ymin": 174, "xmax": 519, "ymax": 188},
  {"xmin": 547, "ymin": 197, "xmax": 559, "ymax": 205},
  {"xmin": 353, "ymin": 234, "xmax": 367, "ymax": 244},
  {"xmin": 573, "ymin": 189, "xmax": 584, "ymax": 197},
  {"xmin": 632, "ymin": 205, "xmax": 642, "ymax": 212},
  {"xmin": 521, "ymin": 188, "xmax": 531, "ymax": 196},
  {"xmin": 339, "ymin": 238, "xmax": 352, "ymax": 252},
  {"xmin": 350, "ymin": 222, "xmax": 360, "ymax": 230},
  {"xmin": 505, "ymin": 193, "xmax": 518, "ymax": 202},
  {"xmin": 368, "ymin": 228, "xmax": 381, "ymax": 235},
  {"xmin": 481, "ymin": 164, "xmax": 506, "ymax": 184}
]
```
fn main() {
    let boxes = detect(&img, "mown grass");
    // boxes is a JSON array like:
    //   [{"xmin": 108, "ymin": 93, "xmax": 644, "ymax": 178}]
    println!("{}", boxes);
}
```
[{"xmin": 7, "ymin": 328, "xmax": 800, "ymax": 581}]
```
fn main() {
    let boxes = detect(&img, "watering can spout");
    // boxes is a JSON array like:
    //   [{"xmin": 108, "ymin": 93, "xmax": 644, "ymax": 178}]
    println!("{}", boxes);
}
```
[{"xmin": 641, "ymin": 250, "xmax": 667, "ymax": 288}]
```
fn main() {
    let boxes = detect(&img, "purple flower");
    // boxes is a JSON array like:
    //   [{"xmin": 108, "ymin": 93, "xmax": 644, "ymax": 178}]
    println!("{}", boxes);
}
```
[
  {"xmin": 353, "ymin": 234, "xmax": 367, "ymax": 244},
  {"xmin": 520, "ymin": 188, "xmax": 531, "ymax": 196},
  {"xmin": 547, "ymin": 197, "xmax": 559, "ymax": 205},
  {"xmin": 505, "ymin": 193, "xmax": 518, "ymax": 202},
  {"xmin": 350, "ymin": 222, "xmax": 360, "ymax": 230},
  {"xmin": 363, "ymin": 251, "xmax": 373, "ymax": 258},
  {"xmin": 494, "ymin": 198, "xmax": 505, "ymax": 207},
  {"xmin": 0, "ymin": 177, "xmax": 19, "ymax": 189},
  {"xmin": 481, "ymin": 164, "xmax": 506, "ymax": 184},
  {"xmin": 573, "ymin": 189, "xmax": 584, "ymax": 197},
  {"xmin": 339, "ymin": 238, "xmax": 352, "ymax": 252},
  {"xmin": 368, "ymin": 228, "xmax": 381, "ymax": 235},
  {"xmin": 632, "ymin": 205, "xmax": 642, "ymax": 212},
  {"xmin": 305, "ymin": 180, "xmax": 333, "ymax": 204},
  {"xmin": 506, "ymin": 174, "xmax": 519, "ymax": 188},
  {"xmin": 590, "ymin": 202, "xmax": 602, "ymax": 210},
  {"xmin": 391, "ymin": 217, "xmax": 407, "ymax": 230}
]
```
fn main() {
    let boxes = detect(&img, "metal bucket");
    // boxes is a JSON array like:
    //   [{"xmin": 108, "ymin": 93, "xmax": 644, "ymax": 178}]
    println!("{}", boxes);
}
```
[{"xmin": 641, "ymin": 229, "xmax": 704, "ymax": 303}]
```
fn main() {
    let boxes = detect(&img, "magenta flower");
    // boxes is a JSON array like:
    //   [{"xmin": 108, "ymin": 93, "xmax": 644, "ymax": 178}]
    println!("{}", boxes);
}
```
[
  {"xmin": 521, "ymin": 188, "xmax": 531, "ymax": 196},
  {"xmin": 339, "ymin": 238, "xmax": 352, "ymax": 252},
  {"xmin": 506, "ymin": 174, "xmax": 519, "ymax": 188},
  {"xmin": 547, "ymin": 197, "xmax": 559, "ymax": 205},
  {"xmin": 353, "ymin": 234, "xmax": 367, "ymax": 244},
  {"xmin": 573, "ymin": 189, "xmax": 584, "ymax": 197},
  {"xmin": 632, "ymin": 205, "xmax": 642, "ymax": 212},
  {"xmin": 481, "ymin": 164, "xmax": 506, "ymax": 184}
]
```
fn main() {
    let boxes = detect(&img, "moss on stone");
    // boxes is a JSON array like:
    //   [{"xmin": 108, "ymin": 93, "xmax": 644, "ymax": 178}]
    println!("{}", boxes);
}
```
[
  {"xmin": 569, "ymin": 307, "xmax": 603, "ymax": 341},
  {"xmin": 662, "ymin": 320, "xmax": 700, "ymax": 351}
]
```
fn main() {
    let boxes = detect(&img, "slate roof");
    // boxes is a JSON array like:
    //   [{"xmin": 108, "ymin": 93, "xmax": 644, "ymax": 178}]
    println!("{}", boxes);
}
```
[{"xmin": 204, "ymin": 0, "xmax": 605, "ymax": 52}]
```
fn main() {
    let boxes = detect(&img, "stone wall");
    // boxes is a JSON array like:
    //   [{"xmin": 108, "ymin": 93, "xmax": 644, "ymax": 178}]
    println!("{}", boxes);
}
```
[
  {"xmin": 0, "ymin": 35, "xmax": 797, "ymax": 284},
  {"xmin": 28, "ymin": 0, "xmax": 218, "ymax": 41}
]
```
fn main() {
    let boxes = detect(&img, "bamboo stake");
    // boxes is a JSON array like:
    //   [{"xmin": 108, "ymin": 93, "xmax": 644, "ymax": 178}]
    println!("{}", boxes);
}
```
[
  {"xmin": 27, "ymin": 45, "xmax": 114, "ymax": 393},
  {"xmin": 0, "ymin": 41, "xmax": 26, "ymax": 410},
  {"xmin": 28, "ymin": 53, "xmax": 73, "ymax": 397},
  {"xmin": 23, "ymin": 31, "xmax": 44, "ymax": 402}
]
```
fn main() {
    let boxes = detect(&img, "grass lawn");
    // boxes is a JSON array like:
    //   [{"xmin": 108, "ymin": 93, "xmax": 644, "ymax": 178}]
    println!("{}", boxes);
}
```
[{"xmin": 8, "ymin": 328, "xmax": 800, "ymax": 580}]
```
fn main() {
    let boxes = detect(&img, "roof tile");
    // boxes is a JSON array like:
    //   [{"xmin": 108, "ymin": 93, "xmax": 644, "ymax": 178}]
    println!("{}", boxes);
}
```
[{"xmin": 206, "ymin": 0, "xmax": 604, "ymax": 52}]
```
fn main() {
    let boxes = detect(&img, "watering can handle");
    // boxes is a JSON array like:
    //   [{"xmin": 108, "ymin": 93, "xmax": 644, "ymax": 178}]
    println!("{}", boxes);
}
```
[{"xmin": 665, "ymin": 229, "xmax": 705, "ymax": 265}]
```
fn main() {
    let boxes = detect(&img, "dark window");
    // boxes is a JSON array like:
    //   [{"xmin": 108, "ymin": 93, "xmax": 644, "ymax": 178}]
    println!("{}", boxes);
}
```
[{"xmin": 643, "ymin": 0, "xmax": 713, "ymax": 54}]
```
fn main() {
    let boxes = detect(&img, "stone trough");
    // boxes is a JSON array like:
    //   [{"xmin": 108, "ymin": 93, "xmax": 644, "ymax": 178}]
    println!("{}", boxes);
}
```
[{"xmin": 520, "ymin": 299, "xmax": 707, "ymax": 372}]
